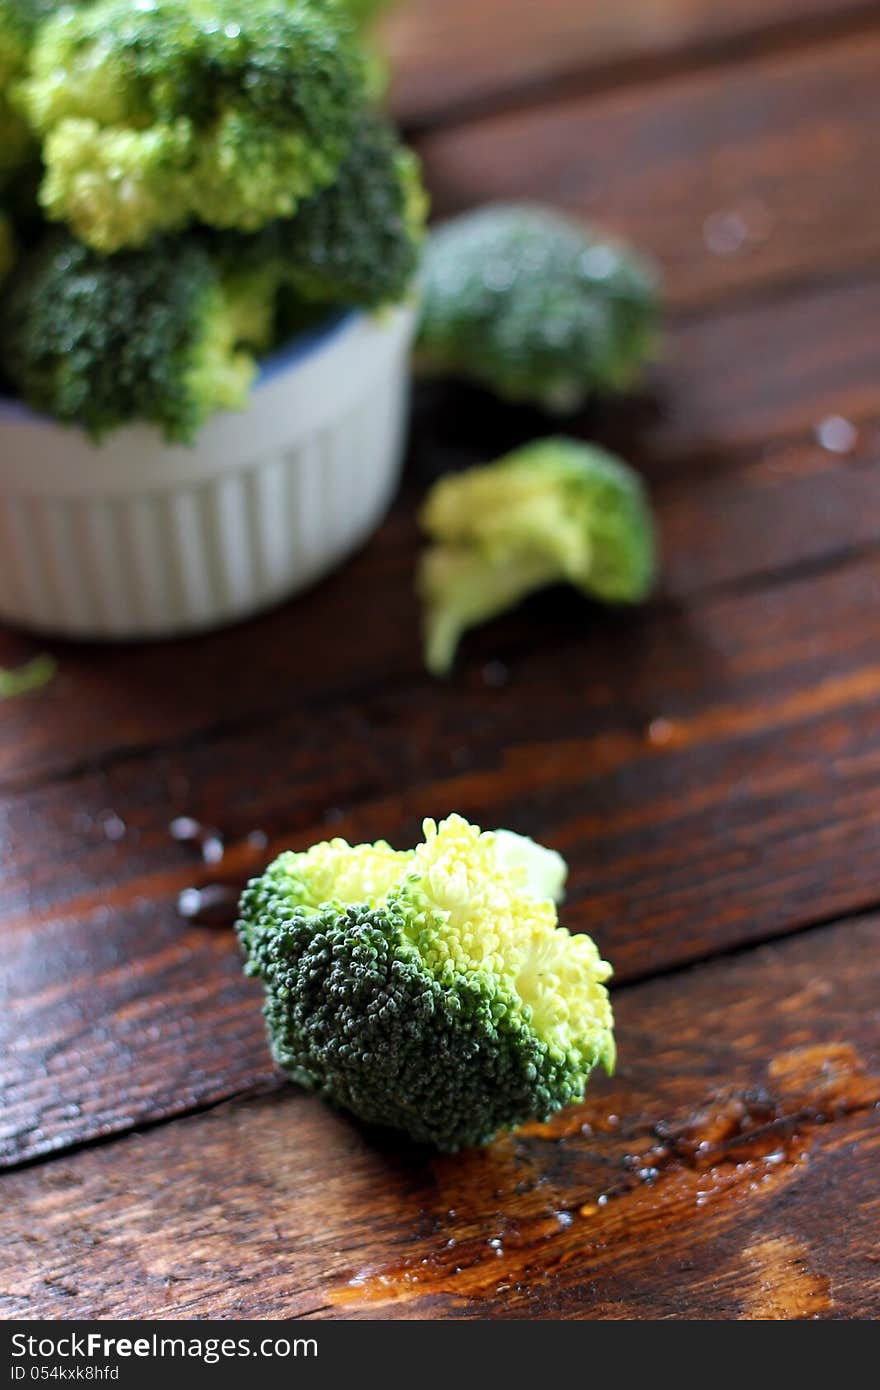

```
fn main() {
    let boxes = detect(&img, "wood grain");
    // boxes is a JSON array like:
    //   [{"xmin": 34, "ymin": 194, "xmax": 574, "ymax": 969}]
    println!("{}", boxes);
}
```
[
  {"xmin": 386, "ymin": 0, "xmax": 879, "ymax": 128},
  {"xmin": 3, "ymin": 0, "xmax": 880, "ymax": 1323},
  {"xmin": 2, "ymin": 272, "xmax": 880, "ymax": 794},
  {"xmin": 4, "ymin": 546, "xmax": 880, "ymax": 1166},
  {"xmin": 3, "ymin": 916, "xmax": 879, "ymax": 1319},
  {"xmin": 4, "ymin": 426, "xmax": 880, "ymax": 926},
  {"xmin": 416, "ymin": 29, "xmax": 880, "ymax": 309},
  {"xmin": 5, "ymin": 439, "xmax": 880, "ymax": 932}
]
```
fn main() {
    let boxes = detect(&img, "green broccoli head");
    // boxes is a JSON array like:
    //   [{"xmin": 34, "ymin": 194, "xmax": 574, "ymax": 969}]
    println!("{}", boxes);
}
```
[
  {"xmin": 416, "ymin": 203, "xmax": 660, "ymax": 412},
  {"xmin": 20, "ymin": 0, "xmax": 369, "ymax": 252},
  {"xmin": 0, "ymin": 232, "xmax": 275, "ymax": 441},
  {"xmin": 418, "ymin": 437, "xmax": 656, "ymax": 676},
  {"xmin": 238, "ymin": 814, "xmax": 614, "ymax": 1151},
  {"xmin": 255, "ymin": 110, "xmax": 426, "ymax": 310}
]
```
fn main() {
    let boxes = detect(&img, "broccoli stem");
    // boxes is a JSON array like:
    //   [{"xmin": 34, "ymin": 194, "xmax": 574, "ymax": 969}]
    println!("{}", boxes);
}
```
[{"xmin": 422, "ymin": 550, "xmax": 562, "ymax": 678}]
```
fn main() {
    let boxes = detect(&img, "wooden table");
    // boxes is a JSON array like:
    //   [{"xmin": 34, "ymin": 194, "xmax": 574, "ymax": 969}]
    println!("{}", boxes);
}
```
[{"xmin": 3, "ymin": 0, "xmax": 880, "ymax": 1320}]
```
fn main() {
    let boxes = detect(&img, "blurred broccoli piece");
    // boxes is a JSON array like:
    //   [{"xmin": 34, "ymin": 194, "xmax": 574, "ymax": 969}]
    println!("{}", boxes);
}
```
[
  {"xmin": 418, "ymin": 437, "xmax": 656, "ymax": 676},
  {"xmin": 0, "ymin": 233, "xmax": 275, "ymax": 441},
  {"xmin": 256, "ymin": 111, "xmax": 426, "ymax": 310},
  {"xmin": 20, "ymin": 0, "xmax": 369, "ymax": 252},
  {"xmin": 0, "ymin": 652, "xmax": 56, "ymax": 700},
  {"xmin": 416, "ymin": 203, "xmax": 660, "ymax": 412}
]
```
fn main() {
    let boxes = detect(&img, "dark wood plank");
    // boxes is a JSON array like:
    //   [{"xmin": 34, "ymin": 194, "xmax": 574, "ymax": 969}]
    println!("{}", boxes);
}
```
[
  {"xmin": 4, "ymin": 430, "xmax": 880, "ymax": 932},
  {"xmin": 633, "ymin": 281, "xmax": 880, "ymax": 460},
  {"xmin": 386, "ymin": 0, "xmax": 878, "ymax": 128},
  {"xmin": 4, "ymin": 545, "xmax": 880, "ymax": 1166},
  {"xmin": 2, "ymin": 274, "xmax": 880, "ymax": 792},
  {"xmin": 657, "ymin": 434, "xmax": 880, "ymax": 594},
  {"xmin": 2, "ymin": 0, "xmax": 877, "ymax": 1323},
  {"xmin": 3, "ymin": 916, "xmax": 878, "ymax": 1318},
  {"xmin": 416, "ymin": 30, "xmax": 880, "ymax": 308}
]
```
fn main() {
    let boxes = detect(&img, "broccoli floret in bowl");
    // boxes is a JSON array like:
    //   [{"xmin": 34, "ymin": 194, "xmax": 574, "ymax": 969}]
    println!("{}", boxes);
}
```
[
  {"xmin": 0, "ymin": 233, "xmax": 275, "ymax": 442},
  {"xmin": 225, "ymin": 110, "xmax": 427, "ymax": 314},
  {"xmin": 418, "ymin": 437, "xmax": 656, "ymax": 675},
  {"xmin": 19, "ymin": 0, "xmax": 370, "ymax": 252},
  {"xmin": 260, "ymin": 111, "xmax": 428, "ymax": 310},
  {"xmin": 2, "ymin": 0, "xmax": 428, "ymax": 431},
  {"xmin": 0, "ymin": 0, "xmax": 424, "ymax": 642},
  {"xmin": 417, "ymin": 203, "xmax": 660, "ymax": 412},
  {"xmin": 238, "ymin": 813, "xmax": 614, "ymax": 1152}
]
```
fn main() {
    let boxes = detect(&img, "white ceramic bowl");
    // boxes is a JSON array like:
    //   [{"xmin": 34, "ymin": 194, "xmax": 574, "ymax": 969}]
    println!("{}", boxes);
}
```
[{"xmin": 0, "ymin": 302, "xmax": 415, "ymax": 639}]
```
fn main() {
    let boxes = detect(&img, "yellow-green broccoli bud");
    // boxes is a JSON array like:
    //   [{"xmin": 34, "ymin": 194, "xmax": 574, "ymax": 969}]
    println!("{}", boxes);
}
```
[
  {"xmin": 418, "ymin": 437, "xmax": 656, "ymax": 676},
  {"xmin": 20, "ymin": 0, "xmax": 369, "ymax": 252},
  {"xmin": 238, "ymin": 814, "xmax": 614, "ymax": 1151},
  {"xmin": 0, "ymin": 232, "xmax": 274, "ymax": 441},
  {"xmin": 417, "ymin": 203, "xmax": 660, "ymax": 412},
  {"xmin": 38, "ymin": 117, "xmax": 194, "ymax": 251}
]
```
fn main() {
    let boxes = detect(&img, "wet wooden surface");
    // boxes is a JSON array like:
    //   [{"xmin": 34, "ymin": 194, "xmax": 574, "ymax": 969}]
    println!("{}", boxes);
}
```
[
  {"xmin": 4, "ymin": 919, "xmax": 880, "ymax": 1318},
  {"xmin": 3, "ymin": 0, "xmax": 880, "ymax": 1319}
]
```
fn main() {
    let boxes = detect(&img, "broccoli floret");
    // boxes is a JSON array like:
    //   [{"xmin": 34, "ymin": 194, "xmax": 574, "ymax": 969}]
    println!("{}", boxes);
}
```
[
  {"xmin": 416, "ymin": 203, "xmax": 660, "ymax": 412},
  {"xmin": 238, "ymin": 814, "xmax": 614, "ymax": 1151},
  {"xmin": 20, "ymin": 0, "xmax": 369, "ymax": 252},
  {"xmin": 0, "ymin": 233, "xmax": 274, "ymax": 441},
  {"xmin": 255, "ymin": 111, "xmax": 426, "ymax": 310},
  {"xmin": 418, "ymin": 437, "xmax": 656, "ymax": 676}
]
